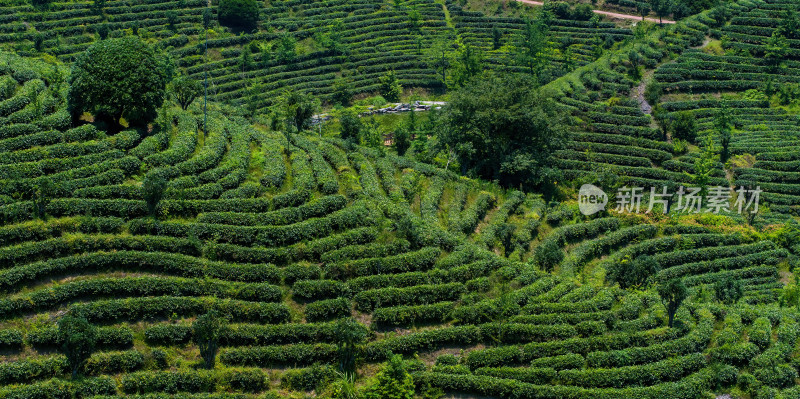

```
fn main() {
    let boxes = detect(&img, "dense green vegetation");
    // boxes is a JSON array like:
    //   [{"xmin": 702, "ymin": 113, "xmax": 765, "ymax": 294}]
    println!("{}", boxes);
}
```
[{"xmin": 0, "ymin": 0, "xmax": 800, "ymax": 398}]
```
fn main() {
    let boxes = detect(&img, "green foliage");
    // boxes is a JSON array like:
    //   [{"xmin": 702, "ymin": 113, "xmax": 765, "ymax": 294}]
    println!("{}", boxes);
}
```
[
  {"xmin": 492, "ymin": 27, "xmax": 502, "ymax": 50},
  {"xmin": 192, "ymin": 309, "xmax": 227, "ymax": 369},
  {"xmin": 534, "ymin": 238, "xmax": 563, "ymax": 272},
  {"xmin": 713, "ymin": 274, "xmax": 743, "ymax": 305},
  {"xmin": 276, "ymin": 33, "xmax": 297, "ymax": 64},
  {"xmin": 58, "ymin": 314, "xmax": 98, "ymax": 378},
  {"xmin": 142, "ymin": 171, "xmax": 167, "ymax": 218},
  {"xmin": 364, "ymin": 354, "xmax": 415, "ymax": 399},
  {"xmin": 437, "ymin": 74, "xmax": 567, "ymax": 192},
  {"xmin": 514, "ymin": 19, "xmax": 549, "ymax": 80},
  {"xmin": 333, "ymin": 318, "xmax": 368, "ymax": 373},
  {"xmin": 67, "ymin": 36, "xmax": 168, "ymax": 131},
  {"xmin": 379, "ymin": 70, "xmax": 402, "ymax": 102},
  {"xmin": 607, "ymin": 255, "xmax": 659, "ymax": 289},
  {"xmin": 171, "ymin": 75, "xmax": 202, "ymax": 111},
  {"xmin": 657, "ymin": 278, "xmax": 687, "ymax": 328},
  {"xmin": 714, "ymin": 103, "xmax": 733, "ymax": 162},
  {"xmin": 686, "ymin": 134, "xmax": 720, "ymax": 195},
  {"xmin": 764, "ymin": 31, "xmax": 788, "ymax": 70},
  {"xmin": 393, "ymin": 127, "xmax": 411, "ymax": 156},
  {"xmin": 339, "ymin": 109, "xmax": 362, "ymax": 142},
  {"xmin": 426, "ymin": 36, "xmax": 454, "ymax": 86},
  {"xmin": 218, "ymin": 0, "xmax": 259, "ymax": 31},
  {"xmin": 450, "ymin": 43, "xmax": 483, "ymax": 88},
  {"xmin": 331, "ymin": 78, "xmax": 353, "ymax": 106}
]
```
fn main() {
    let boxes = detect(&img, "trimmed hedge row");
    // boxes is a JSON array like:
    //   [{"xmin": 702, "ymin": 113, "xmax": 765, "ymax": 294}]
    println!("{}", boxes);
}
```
[
  {"xmin": 353, "ymin": 282, "xmax": 464, "ymax": 311},
  {"xmin": 0, "ymin": 251, "xmax": 282, "ymax": 293},
  {"xmin": 220, "ymin": 343, "xmax": 337, "ymax": 367},
  {"xmin": 323, "ymin": 247, "xmax": 441, "ymax": 279},
  {"xmin": 69, "ymin": 296, "xmax": 291, "ymax": 324}
]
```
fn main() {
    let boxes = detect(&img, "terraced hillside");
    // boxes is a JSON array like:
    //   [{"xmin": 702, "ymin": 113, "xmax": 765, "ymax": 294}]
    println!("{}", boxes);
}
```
[
  {"xmin": 1, "ymin": 0, "xmax": 800, "ymax": 398},
  {"xmin": 651, "ymin": 0, "xmax": 800, "ymax": 217},
  {"xmin": 0, "ymin": 0, "xmax": 630, "ymax": 113}
]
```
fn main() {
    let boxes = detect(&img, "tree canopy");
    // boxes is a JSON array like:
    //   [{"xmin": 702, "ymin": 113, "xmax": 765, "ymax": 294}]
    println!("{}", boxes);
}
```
[
  {"xmin": 436, "ymin": 73, "xmax": 567, "ymax": 192},
  {"xmin": 218, "ymin": 0, "xmax": 259, "ymax": 31},
  {"xmin": 68, "ymin": 36, "xmax": 168, "ymax": 132},
  {"xmin": 658, "ymin": 278, "xmax": 688, "ymax": 328},
  {"xmin": 58, "ymin": 314, "xmax": 98, "ymax": 378},
  {"xmin": 171, "ymin": 75, "xmax": 202, "ymax": 111}
]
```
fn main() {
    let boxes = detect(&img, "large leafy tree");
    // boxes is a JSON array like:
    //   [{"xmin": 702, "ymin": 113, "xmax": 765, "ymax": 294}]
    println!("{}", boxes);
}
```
[
  {"xmin": 450, "ymin": 42, "xmax": 483, "ymax": 88},
  {"xmin": 68, "ymin": 36, "xmax": 168, "ymax": 132},
  {"xmin": 379, "ymin": 70, "xmax": 402, "ymax": 102},
  {"xmin": 714, "ymin": 275, "xmax": 743, "ymax": 305},
  {"xmin": 339, "ymin": 109, "xmax": 362, "ymax": 142},
  {"xmin": 273, "ymin": 90, "xmax": 319, "ymax": 155},
  {"xmin": 658, "ymin": 278, "xmax": 688, "ymax": 328},
  {"xmin": 764, "ymin": 31, "xmax": 789, "ymax": 71},
  {"xmin": 649, "ymin": 0, "xmax": 672, "ymax": 24},
  {"xmin": 333, "ymin": 318, "xmax": 368, "ymax": 374},
  {"xmin": 426, "ymin": 35, "xmax": 454, "ymax": 86},
  {"xmin": 193, "ymin": 309, "xmax": 227, "ymax": 369},
  {"xmin": 514, "ymin": 19, "xmax": 549, "ymax": 80},
  {"xmin": 58, "ymin": 314, "xmax": 98, "ymax": 378},
  {"xmin": 171, "ymin": 75, "xmax": 202, "ymax": 110},
  {"xmin": 436, "ymin": 74, "xmax": 567, "ymax": 192},
  {"xmin": 607, "ymin": 255, "xmax": 660, "ymax": 289},
  {"xmin": 218, "ymin": 0, "xmax": 259, "ymax": 31}
]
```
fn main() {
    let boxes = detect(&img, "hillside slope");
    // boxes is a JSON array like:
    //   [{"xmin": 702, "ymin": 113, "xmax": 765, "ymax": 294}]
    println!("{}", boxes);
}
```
[
  {"xmin": 0, "ymin": 0, "xmax": 631, "ymax": 112},
  {"xmin": 1, "ymin": 0, "xmax": 800, "ymax": 397}
]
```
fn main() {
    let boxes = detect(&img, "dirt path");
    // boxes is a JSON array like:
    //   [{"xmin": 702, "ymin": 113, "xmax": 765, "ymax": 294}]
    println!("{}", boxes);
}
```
[
  {"xmin": 632, "ymin": 69, "xmax": 654, "ymax": 115},
  {"xmin": 514, "ymin": 0, "xmax": 676, "ymax": 24}
]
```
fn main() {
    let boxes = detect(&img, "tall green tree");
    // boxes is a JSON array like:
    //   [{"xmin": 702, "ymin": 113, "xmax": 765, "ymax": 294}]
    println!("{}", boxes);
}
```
[
  {"xmin": 218, "ymin": 0, "xmax": 259, "ymax": 31},
  {"xmin": 765, "ymin": 31, "xmax": 789, "ymax": 70},
  {"xmin": 636, "ymin": 1, "xmax": 651, "ymax": 20},
  {"xmin": 607, "ymin": 255, "xmax": 660, "ymax": 289},
  {"xmin": 274, "ymin": 90, "xmax": 319, "ymax": 155},
  {"xmin": 331, "ymin": 78, "xmax": 353, "ymax": 106},
  {"xmin": 436, "ymin": 74, "xmax": 567, "ymax": 192},
  {"xmin": 361, "ymin": 116, "xmax": 383, "ymax": 149},
  {"xmin": 68, "ymin": 36, "xmax": 168, "ymax": 132},
  {"xmin": 193, "ymin": 309, "xmax": 227, "ymax": 369},
  {"xmin": 276, "ymin": 33, "xmax": 297, "ymax": 64},
  {"xmin": 34, "ymin": 179, "xmax": 54, "ymax": 220},
  {"xmin": 714, "ymin": 103, "xmax": 734, "ymax": 162},
  {"xmin": 658, "ymin": 278, "xmax": 688, "ymax": 328},
  {"xmin": 393, "ymin": 127, "xmax": 411, "ymax": 156},
  {"xmin": 492, "ymin": 26, "xmax": 503, "ymax": 50},
  {"xmin": 426, "ymin": 36, "xmax": 454, "ymax": 86},
  {"xmin": 239, "ymin": 45, "xmax": 253, "ymax": 71},
  {"xmin": 514, "ymin": 19, "xmax": 549, "ymax": 80},
  {"xmin": 379, "ymin": 70, "xmax": 402, "ymax": 102},
  {"xmin": 317, "ymin": 19, "xmax": 347, "ymax": 56},
  {"xmin": 450, "ymin": 43, "xmax": 483, "ymax": 88},
  {"xmin": 58, "ymin": 314, "xmax": 98, "ymax": 378},
  {"xmin": 671, "ymin": 111, "xmax": 697, "ymax": 142},
  {"xmin": 686, "ymin": 135, "xmax": 720, "ymax": 196},
  {"xmin": 334, "ymin": 318, "xmax": 368, "ymax": 373},
  {"xmin": 649, "ymin": 0, "xmax": 672, "ymax": 24},
  {"xmin": 339, "ymin": 109, "xmax": 362, "ymax": 142},
  {"xmin": 142, "ymin": 171, "xmax": 167, "ymax": 218},
  {"xmin": 171, "ymin": 75, "xmax": 202, "ymax": 110}
]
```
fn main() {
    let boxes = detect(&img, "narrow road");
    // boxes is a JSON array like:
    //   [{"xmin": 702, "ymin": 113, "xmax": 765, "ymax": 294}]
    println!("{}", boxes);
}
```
[{"xmin": 514, "ymin": 0, "xmax": 676, "ymax": 24}]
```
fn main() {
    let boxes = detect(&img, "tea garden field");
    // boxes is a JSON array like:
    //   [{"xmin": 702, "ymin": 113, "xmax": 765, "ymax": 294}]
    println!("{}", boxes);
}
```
[{"xmin": 1, "ymin": 0, "xmax": 800, "ymax": 398}]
